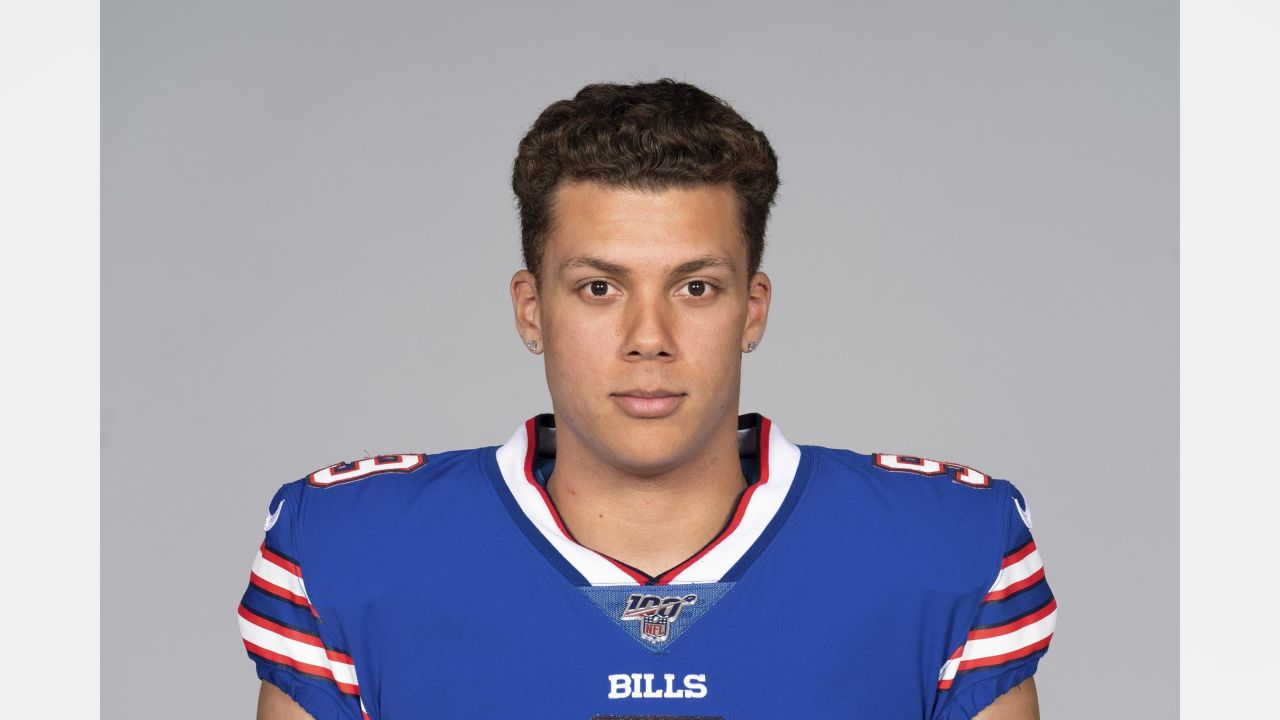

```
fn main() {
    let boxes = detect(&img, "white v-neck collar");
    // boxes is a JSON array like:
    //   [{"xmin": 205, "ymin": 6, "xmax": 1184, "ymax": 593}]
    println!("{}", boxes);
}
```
[{"xmin": 493, "ymin": 414, "xmax": 803, "ymax": 586}]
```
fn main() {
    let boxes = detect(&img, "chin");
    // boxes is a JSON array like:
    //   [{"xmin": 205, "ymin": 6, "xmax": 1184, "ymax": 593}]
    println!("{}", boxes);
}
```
[{"xmin": 596, "ymin": 414, "xmax": 703, "ymax": 475}]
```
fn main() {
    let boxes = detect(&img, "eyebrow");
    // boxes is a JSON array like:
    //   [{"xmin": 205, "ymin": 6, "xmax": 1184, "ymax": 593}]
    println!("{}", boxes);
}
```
[
  {"xmin": 672, "ymin": 255, "xmax": 737, "ymax": 276},
  {"xmin": 558, "ymin": 255, "xmax": 630, "ymax": 277},
  {"xmin": 557, "ymin": 254, "xmax": 737, "ymax": 278}
]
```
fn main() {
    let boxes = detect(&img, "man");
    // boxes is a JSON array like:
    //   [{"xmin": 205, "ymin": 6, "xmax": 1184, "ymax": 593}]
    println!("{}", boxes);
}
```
[{"xmin": 238, "ymin": 79, "xmax": 1055, "ymax": 719}]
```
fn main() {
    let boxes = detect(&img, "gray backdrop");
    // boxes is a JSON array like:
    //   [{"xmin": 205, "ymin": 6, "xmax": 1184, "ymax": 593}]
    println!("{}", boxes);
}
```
[{"xmin": 103, "ymin": 1, "xmax": 1177, "ymax": 717}]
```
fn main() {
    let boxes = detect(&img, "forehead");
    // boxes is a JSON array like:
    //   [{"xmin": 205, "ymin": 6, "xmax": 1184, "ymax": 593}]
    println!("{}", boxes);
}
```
[{"xmin": 546, "ymin": 181, "xmax": 744, "ymax": 270}]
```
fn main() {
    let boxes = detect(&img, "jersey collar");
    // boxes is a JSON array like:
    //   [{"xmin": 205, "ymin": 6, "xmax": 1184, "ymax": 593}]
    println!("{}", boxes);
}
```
[{"xmin": 490, "ymin": 412, "xmax": 805, "ymax": 586}]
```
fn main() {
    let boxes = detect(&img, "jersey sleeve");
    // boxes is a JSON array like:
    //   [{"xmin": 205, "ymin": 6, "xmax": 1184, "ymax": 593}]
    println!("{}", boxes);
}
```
[
  {"xmin": 932, "ymin": 483, "xmax": 1057, "ymax": 720},
  {"xmin": 236, "ymin": 482, "xmax": 368, "ymax": 720}
]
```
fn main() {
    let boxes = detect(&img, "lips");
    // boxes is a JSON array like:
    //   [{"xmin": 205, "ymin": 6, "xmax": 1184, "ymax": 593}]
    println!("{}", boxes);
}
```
[{"xmin": 610, "ymin": 390, "xmax": 686, "ymax": 419}]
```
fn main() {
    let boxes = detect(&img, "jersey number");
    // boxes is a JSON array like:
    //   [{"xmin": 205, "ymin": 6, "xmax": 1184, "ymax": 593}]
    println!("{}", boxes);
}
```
[
  {"xmin": 873, "ymin": 453, "xmax": 991, "ymax": 489},
  {"xmin": 307, "ymin": 454, "xmax": 426, "ymax": 487}
]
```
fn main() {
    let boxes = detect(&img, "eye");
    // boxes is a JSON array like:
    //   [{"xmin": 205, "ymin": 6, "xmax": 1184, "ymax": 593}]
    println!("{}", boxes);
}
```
[
  {"xmin": 578, "ymin": 279, "xmax": 619, "ymax": 300},
  {"xmin": 677, "ymin": 280, "xmax": 717, "ymax": 298}
]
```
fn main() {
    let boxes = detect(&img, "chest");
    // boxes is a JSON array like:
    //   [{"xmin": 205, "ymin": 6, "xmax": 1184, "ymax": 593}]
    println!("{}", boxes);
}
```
[{"xmin": 324, "ymin": 555, "xmax": 965, "ymax": 720}]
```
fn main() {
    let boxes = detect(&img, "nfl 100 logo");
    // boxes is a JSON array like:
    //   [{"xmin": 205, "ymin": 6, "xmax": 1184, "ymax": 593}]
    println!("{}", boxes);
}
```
[{"xmin": 620, "ymin": 593, "xmax": 698, "ymax": 644}]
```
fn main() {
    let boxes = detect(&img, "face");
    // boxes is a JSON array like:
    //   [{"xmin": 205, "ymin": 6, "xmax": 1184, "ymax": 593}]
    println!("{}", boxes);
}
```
[{"xmin": 510, "ymin": 180, "xmax": 771, "ymax": 476}]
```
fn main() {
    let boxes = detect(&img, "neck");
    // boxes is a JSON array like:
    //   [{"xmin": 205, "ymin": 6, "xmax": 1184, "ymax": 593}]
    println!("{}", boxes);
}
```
[{"xmin": 545, "ymin": 415, "xmax": 747, "ymax": 579}]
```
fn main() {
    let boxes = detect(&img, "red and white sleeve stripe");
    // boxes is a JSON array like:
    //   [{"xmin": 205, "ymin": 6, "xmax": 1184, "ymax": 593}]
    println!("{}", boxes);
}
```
[
  {"xmin": 241, "ymin": 544, "xmax": 372, "ymax": 719},
  {"xmin": 248, "ymin": 542, "xmax": 314, "ymax": 610},
  {"xmin": 936, "ymin": 598, "xmax": 1057, "ymax": 690},
  {"xmin": 238, "ymin": 603, "xmax": 361, "ymax": 696},
  {"xmin": 984, "ymin": 540, "xmax": 1045, "ymax": 602}
]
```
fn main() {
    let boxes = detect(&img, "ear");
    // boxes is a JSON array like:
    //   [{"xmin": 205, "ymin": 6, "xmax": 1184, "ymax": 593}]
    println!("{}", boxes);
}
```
[
  {"xmin": 742, "ymin": 271, "xmax": 772, "ymax": 350},
  {"xmin": 510, "ymin": 269, "xmax": 543, "ymax": 353}
]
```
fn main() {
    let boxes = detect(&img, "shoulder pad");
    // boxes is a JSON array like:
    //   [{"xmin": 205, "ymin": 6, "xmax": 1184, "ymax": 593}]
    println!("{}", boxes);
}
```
[
  {"xmin": 306, "ymin": 453, "xmax": 427, "ymax": 488},
  {"xmin": 871, "ymin": 452, "xmax": 992, "ymax": 489}
]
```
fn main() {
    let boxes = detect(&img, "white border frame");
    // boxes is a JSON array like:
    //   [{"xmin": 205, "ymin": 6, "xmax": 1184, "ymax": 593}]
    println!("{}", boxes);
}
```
[
  {"xmin": 1181, "ymin": 1, "xmax": 1279, "ymax": 715},
  {"xmin": 0, "ymin": 1, "xmax": 100, "ymax": 717}
]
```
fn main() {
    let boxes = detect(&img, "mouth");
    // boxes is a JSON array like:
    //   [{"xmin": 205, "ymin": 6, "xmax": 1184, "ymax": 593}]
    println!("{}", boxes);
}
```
[{"xmin": 610, "ymin": 389, "xmax": 686, "ymax": 419}]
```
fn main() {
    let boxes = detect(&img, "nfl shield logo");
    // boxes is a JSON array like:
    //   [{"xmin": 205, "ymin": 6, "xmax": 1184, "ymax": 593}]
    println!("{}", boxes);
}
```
[{"xmin": 640, "ymin": 613, "xmax": 670, "ymax": 643}]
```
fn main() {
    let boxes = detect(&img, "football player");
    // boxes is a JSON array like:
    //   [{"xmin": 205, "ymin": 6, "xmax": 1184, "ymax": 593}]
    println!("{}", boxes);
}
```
[{"xmin": 238, "ymin": 79, "xmax": 1055, "ymax": 719}]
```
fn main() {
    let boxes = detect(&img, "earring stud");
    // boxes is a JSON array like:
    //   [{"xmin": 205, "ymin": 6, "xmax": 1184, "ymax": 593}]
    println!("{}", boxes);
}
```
[
  {"xmin": 744, "ymin": 340, "xmax": 758, "ymax": 353},
  {"xmin": 526, "ymin": 339, "xmax": 539, "ymax": 351}
]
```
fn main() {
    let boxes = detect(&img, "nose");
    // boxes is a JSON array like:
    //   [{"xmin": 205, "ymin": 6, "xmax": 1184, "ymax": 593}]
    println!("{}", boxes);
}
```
[{"xmin": 622, "ymin": 291, "xmax": 676, "ymax": 361}]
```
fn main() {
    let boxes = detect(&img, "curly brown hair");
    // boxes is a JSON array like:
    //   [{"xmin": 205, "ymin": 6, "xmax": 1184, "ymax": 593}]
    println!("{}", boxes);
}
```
[{"xmin": 512, "ymin": 79, "xmax": 780, "ymax": 283}]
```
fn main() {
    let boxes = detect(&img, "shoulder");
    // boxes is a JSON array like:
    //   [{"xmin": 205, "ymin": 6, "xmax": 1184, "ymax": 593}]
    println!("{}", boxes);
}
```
[
  {"xmin": 799, "ymin": 443, "xmax": 1029, "ymax": 588},
  {"xmin": 264, "ymin": 444, "xmax": 495, "ymax": 542},
  {"xmin": 805, "ymin": 443, "xmax": 1019, "ymax": 512},
  {"xmin": 297, "ymin": 445, "xmax": 487, "ymax": 493}
]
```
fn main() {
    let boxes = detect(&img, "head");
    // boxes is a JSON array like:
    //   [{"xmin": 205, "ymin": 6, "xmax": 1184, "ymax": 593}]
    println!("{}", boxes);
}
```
[{"xmin": 509, "ymin": 79, "xmax": 781, "ymax": 475}]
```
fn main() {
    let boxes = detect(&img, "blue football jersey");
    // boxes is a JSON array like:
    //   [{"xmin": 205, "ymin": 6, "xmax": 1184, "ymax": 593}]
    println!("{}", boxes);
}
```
[{"xmin": 237, "ymin": 413, "xmax": 1056, "ymax": 719}]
